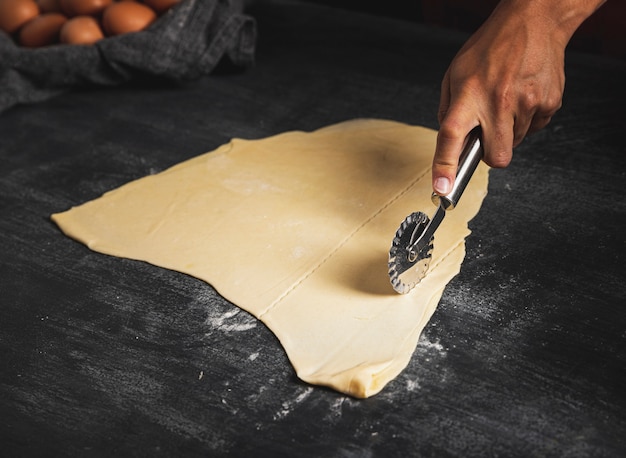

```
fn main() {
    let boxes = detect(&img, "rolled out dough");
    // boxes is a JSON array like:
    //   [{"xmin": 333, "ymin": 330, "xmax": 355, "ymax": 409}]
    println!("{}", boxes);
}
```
[{"xmin": 52, "ymin": 119, "xmax": 489, "ymax": 398}]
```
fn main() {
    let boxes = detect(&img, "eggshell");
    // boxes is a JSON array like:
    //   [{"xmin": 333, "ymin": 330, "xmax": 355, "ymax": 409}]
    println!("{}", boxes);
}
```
[
  {"xmin": 36, "ymin": 0, "xmax": 61, "ymax": 13},
  {"xmin": 59, "ymin": 0, "xmax": 112, "ymax": 17},
  {"xmin": 59, "ymin": 15, "xmax": 103, "ymax": 44},
  {"xmin": 142, "ymin": 0, "xmax": 179, "ymax": 14},
  {"xmin": 0, "ymin": 0, "xmax": 40, "ymax": 34},
  {"xmin": 18, "ymin": 12, "xmax": 67, "ymax": 47},
  {"xmin": 102, "ymin": 2, "xmax": 156, "ymax": 36}
]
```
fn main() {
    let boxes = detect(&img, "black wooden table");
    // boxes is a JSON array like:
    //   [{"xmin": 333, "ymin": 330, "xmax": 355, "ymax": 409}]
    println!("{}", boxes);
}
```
[{"xmin": 1, "ymin": 1, "xmax": 625, "ymax": 456}]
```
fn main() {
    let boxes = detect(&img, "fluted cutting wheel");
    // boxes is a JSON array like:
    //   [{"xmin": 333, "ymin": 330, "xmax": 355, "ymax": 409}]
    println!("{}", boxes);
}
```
[{"xmin": 388, "ymin": 211, "xmax": 433, "ymax": 294}]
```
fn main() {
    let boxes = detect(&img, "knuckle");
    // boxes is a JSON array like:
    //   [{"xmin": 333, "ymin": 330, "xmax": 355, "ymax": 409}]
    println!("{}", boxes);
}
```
[
  {"xmin": 437, "ymin": 121, "xmax": 465, "ymax": 142},
  {"xmin": 433, "ymin": 158, "xmax": 458, "ymax": 170},
  {"xmin": 542, "ymin": 94, "xmax": 563, "ymax": 115},
  {"xmin": 485, "ymin": 149, "xmax": 512, "ymax": 168},
  {"xmin": 519, "ymin": 90, "xmax": 538, "ymax": 112}
]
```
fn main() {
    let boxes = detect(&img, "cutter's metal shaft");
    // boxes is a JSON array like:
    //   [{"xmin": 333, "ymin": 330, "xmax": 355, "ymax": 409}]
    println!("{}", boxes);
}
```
[{"xmin": 406, "ymin": 128, "xmax": 483, "ymax": 259}]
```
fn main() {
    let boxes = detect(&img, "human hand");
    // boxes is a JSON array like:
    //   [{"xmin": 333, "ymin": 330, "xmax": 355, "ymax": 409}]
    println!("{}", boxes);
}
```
[{"xmin": 431, "ymin": 0, "xmax": 603, "ymax": 196}]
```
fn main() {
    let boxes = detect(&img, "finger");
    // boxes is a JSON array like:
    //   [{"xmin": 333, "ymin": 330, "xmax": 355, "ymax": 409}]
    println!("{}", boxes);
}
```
[
  {"xmin": 482, "ymin": 115, "xmax": 514, "ymax": 168},
  {"xmin": 432, "ymin": 105, "xmax": 478, "ymax": 195},
  {"xmin": 513, "ymin": 112, "xmax": 550, "ymax": 148},
  {"xmin": 512, "ymin": 112, "xmax": 534, "ymax": 147},
  {"xmin": 528, "ymin": 113, "xmax": 553, "ymax": 134},
  {"xmin": 524, "ymin": 88, "xmax": 562, "ymax": 136},
  {"xmin": 512, "ymin": 88, "xmax": 561, "ymax": 146}
]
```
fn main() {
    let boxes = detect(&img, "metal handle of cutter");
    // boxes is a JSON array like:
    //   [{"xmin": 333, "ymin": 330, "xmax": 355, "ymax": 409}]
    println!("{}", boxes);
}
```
[{"xmin": 431, "ymin": 127, "xmax": 483, "ymax": 210}]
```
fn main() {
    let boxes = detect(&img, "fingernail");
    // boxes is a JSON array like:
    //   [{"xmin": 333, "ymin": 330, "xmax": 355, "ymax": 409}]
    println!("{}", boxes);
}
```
[{"xmin": 434, "ymin": 177, "xmax": 451, "ymax": 195}]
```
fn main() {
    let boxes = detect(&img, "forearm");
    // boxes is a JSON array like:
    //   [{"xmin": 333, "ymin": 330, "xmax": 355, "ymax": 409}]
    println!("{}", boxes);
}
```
[{"xmin": 491, "ymin": 0, "xmax": 607, "ymax": 47}]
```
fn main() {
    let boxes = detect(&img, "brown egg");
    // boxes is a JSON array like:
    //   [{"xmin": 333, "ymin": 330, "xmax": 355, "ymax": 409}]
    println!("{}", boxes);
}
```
[
  {"xmin": 59, "ymin": 15, "xmax": 103, "ymax": 44},
  {"xmin": 59, "ymin": 0, "xmax": 111, "ymax": 17},
  {"xmin": 0, "ymin": 0, "xmax": 40, "ymax": 34},
  {"xmin": 102, "ymin": 2, "xmax": 156, "ymax": 36},
  {"xmin": 18, "ymin": 12, "xmax": 67, "ymax": 47},
  {"xmin": 142, "ymin": 0, "xmax": 179, "ymax": 14},
  {"xmin": 36, "ymin": 0, "xmax": 61, "ymax": 13}
]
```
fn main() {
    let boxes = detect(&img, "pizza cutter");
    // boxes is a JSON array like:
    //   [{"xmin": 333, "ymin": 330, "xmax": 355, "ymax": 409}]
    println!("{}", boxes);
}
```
[{"xmin": 388, "ymin": 128, "xmax": 484, "ymax": 294}]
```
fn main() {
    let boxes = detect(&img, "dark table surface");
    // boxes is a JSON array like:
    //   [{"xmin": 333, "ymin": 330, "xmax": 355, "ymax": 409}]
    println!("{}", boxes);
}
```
[{"xmin": 1, "ymin": 1, "xmax": 625, "ymax": 456}]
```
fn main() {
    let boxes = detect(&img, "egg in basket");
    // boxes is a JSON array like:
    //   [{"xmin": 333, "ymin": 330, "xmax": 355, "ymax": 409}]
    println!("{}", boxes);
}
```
[{"xmin": 0, "ymin": 0, "xmax": 182, "ymax": 47}]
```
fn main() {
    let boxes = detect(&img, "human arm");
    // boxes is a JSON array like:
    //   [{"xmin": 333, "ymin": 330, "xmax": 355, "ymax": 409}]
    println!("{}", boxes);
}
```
[{"xmin": 432, "ymin": 0, "xmax": 606, "ymax": 196}]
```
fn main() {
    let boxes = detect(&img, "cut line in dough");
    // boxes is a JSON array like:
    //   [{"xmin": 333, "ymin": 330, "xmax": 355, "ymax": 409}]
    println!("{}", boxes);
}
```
[{"xmin": 52, "ymin": 119, "xmax": 489, "ymax": 398}]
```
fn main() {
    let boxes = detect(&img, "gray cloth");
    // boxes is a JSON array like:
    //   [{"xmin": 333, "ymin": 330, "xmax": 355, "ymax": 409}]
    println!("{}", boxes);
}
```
[{"xmin": 0, "ymin": 0, "xmax": 256, "ymax": 114}]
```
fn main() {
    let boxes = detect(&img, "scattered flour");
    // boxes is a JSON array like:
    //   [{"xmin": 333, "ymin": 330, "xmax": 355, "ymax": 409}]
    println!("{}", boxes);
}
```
[
  {"xmin": 204, "ymin": 308, "xmax": 257, "ymax": 333},
  {"xmin": 248, "ymin": 352, "xmax": 260, "ymax": 361},
  {"xmin": 406, "ymin": 379, "xmax": 420, "ymax": 391},
  {"xmin": 417, "ymin": 336, "xmax": 446, "ymax": 354},
  {"xmin": 273, "ymin": 387, "xmax": 314, "ymax": 420}
]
